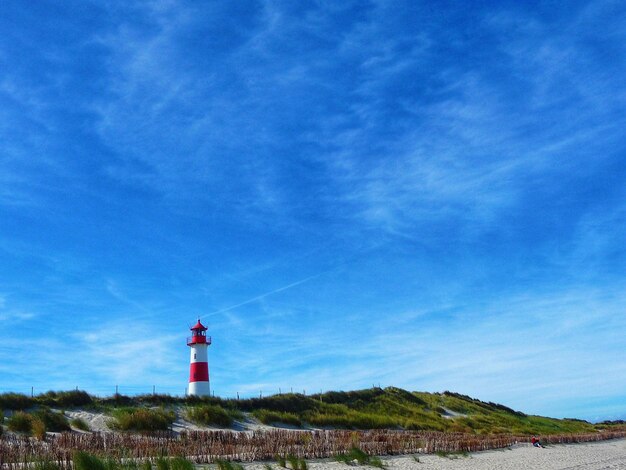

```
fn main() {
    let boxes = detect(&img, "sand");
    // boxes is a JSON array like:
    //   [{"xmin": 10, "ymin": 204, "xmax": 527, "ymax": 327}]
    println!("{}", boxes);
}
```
[{"xmin": 239, "ymin": 440, "xmax": 626, "ymax": 470}]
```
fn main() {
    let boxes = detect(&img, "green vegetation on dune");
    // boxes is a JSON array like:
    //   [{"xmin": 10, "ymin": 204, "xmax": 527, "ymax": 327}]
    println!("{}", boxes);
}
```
[
  {"xmin": 0, "ymin": 386, "xmax": 605, "ymax": 435},
  {"xmin": 253, "ymin": 409, "xmax": 302, "ymax": 426},
  {"xmin": 5, "ymin": 408, "xmax": 70, "ymax": 436},
  {"xmin": 108, "ymin": 407, "xmax": 175, "ymax": 431},
  {"xmin": 71, "ymin": 417, "xmax": 90, "ymax": 431},
  {"xmin": 186, "ymin": 404, "xmax": 234, "ymax": 427}
]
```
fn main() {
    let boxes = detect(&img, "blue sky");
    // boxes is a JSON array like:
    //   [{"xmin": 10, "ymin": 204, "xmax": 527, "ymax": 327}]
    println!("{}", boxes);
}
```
[{"xmin": 1, "ymin": 0, "xmax": 625, "ymax": 422}]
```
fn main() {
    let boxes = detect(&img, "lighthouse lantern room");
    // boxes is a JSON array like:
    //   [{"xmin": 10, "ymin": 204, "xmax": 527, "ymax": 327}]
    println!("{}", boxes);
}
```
[{"xmin": 187, "ymin": 319, "xmax": 212, "ymax": 396}]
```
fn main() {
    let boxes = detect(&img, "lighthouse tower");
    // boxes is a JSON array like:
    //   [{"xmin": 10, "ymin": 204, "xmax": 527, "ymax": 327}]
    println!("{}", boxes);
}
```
[{"xmin": 187, "ymin": 319, "xmax": 211, "ymax": 396}]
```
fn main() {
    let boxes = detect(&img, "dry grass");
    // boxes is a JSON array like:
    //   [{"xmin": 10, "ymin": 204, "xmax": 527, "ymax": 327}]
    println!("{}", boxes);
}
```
[{"xmin": 1, "ymin": 428, "xmax": 625, "ymax": 469}]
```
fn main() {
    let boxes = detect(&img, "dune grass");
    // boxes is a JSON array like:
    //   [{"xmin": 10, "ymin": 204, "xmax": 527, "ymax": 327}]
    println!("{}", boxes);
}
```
[
  {"xmin": 186, "ymin": 404, "xmax": 233, "ymax": 427},
  {"xmin": 108, "ymin": 407, "xmax": 175, "ymax": 432},
  {"xmin": 335, "ymin": 446, "xmax": 383, "ymax": 467},
  {"xmin": 34, "ymin": 408, "xmax": 71, "ymax": 432},
  {"xmin": 253, "ymin": 409, "xmax": 302, "ymax": 426},
  {"xmin": 32, "ymin": 460, "xmax": 61, "ymax": 470},
  {"xmin": 7, "ymin": 411, "xmax": 33, "ymax": 433},
  {"xmin": 72, "ymin": 451, "xmax": 196, "ymax": 470},
  {"xmin": 215, "ymin": 459, "xmax": 245, "ymax": 470},
  {"xmin": 5, "ymin": 409, "xmax": 70, "ymax": 437},
  {"xmin": 71, "ymin": 417, "xmax": 90, "ymax": 431},
  {"xmin": 0, "ymin": 386, "xmax": 604, "ymax": 435}
]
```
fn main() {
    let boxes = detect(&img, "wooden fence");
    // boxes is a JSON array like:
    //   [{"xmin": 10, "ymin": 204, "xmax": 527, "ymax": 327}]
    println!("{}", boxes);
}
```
[{"xmin": 2, "ymin": 429, "xmax": 626, "ymax": 469}]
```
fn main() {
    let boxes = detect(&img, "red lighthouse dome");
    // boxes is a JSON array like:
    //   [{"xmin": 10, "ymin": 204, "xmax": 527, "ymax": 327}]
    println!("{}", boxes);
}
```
[{"xmin": 187, "ymin": 319, "xmax": 212, "ymax": 346}]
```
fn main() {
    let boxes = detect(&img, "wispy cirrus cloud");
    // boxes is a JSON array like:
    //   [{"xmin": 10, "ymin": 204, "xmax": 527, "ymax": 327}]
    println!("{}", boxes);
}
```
[{"xmin": 1, "ymin": 0, "xmax": 625, "ymax": 421}]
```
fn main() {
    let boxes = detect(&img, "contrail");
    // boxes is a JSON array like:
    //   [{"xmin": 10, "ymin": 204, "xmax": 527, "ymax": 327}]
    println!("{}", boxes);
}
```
[{"xmin": 206, "ymin": 272, "xmax": 322, "ymax": 316}]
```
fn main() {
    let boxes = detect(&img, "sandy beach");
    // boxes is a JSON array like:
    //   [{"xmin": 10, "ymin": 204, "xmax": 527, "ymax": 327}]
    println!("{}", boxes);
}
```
[{"xmin": 239, "ymin": 439, "xmax": 626, "ymax": 470}]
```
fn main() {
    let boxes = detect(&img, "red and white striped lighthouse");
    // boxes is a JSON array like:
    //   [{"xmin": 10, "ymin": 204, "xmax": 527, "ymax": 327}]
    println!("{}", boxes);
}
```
[{"xmin": 187, "ymin": 319, "xmax": 211, "ymax": 396}]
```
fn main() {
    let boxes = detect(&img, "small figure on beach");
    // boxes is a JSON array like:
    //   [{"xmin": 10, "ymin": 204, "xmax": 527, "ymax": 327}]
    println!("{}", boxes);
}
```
[{"xmin": 531, "ymin": 436, "xmax": 543, "ymax": 448}]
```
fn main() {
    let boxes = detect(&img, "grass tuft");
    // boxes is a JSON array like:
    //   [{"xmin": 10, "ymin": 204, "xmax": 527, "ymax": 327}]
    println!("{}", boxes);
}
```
[
  {"xmin": 33, "ymin": 408, "xmax": 71, "ymax": 432},
  {"xmin": 254, "ymin": 409, "xmax": 301, "ymax": 427},
  {"xmin": 32, "ymin": 417, "xmax": 47, "ymax": 440},
  {"xmin": 186, "ymin": 404, "xmax": 233, "ymax": 427},
  {"xmin": 33, "ymin": 460, "xmax": 61, "ymax": 470},
  {"xmin": 109, "ymin": 408, "xmax": 175, "ymax": 431},
  {"xmin": 335, "ymin": 447, "xmax": 369, "ymax": 465},
  {"xmin": 286, "ymin": 455, "xmax": 299, "ymax": 470},
  {"xmin": 170, "ymin": 457, "xmax": 195, "ymax": 470},
  {"xmin": 215, "ymin": 459, "xmax": 244, "ymax": 470},
  {"xmin": 7, "ymin": 411, "xmax": 33, "ymax": 433},
  {"xmin": 71, "ymin": 417, "xmax": 90, "ymax": 431},
  {"xmin": 156, "ymin": 457, "xmax": 169, "ymax": 470},
  {"xmin": 73, "ymin": 451, "xmax": 106, "ymax": 470}
]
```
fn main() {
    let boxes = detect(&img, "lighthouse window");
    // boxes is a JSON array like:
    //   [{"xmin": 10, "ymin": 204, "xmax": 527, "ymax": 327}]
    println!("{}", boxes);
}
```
[{"xmin": 194, "ymin": 353, "xmax": 197, "ymax": 359}]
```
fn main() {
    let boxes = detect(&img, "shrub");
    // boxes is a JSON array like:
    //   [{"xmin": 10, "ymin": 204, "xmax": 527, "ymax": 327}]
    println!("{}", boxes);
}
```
[
  {"xmin": 7, "ymin": 411, "xmax": 33, "ymax": 433},
  {"xmin": 71, "ymin": 417, "xmax": 90, "ymax": 431},
  {"xmin": 0, "ymin": 392, "xmax": 33, "ymax": 410},
  {"xmin": 56, "ymin": 390, "xmax": 93, "ymax": 408},
  {"xmin": 186, "ymin": 404, "xmax": 233, "ymax": 427},
  {"xmin": 101, "ymin": 394, "xmax": 134, "ymax": 407},
  {"xmin": 109, "ymin": 408, "xmax": 175, "ymax": 431},
  {"xmin": 34, "ymin": 408, "xmax": 71, "ymax": 432}
]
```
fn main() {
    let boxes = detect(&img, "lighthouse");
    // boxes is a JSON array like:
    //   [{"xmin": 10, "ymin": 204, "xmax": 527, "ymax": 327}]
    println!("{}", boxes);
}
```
[{"xmin": 187, "ymin": 319, "xmax": 211, "ymax": 396}]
